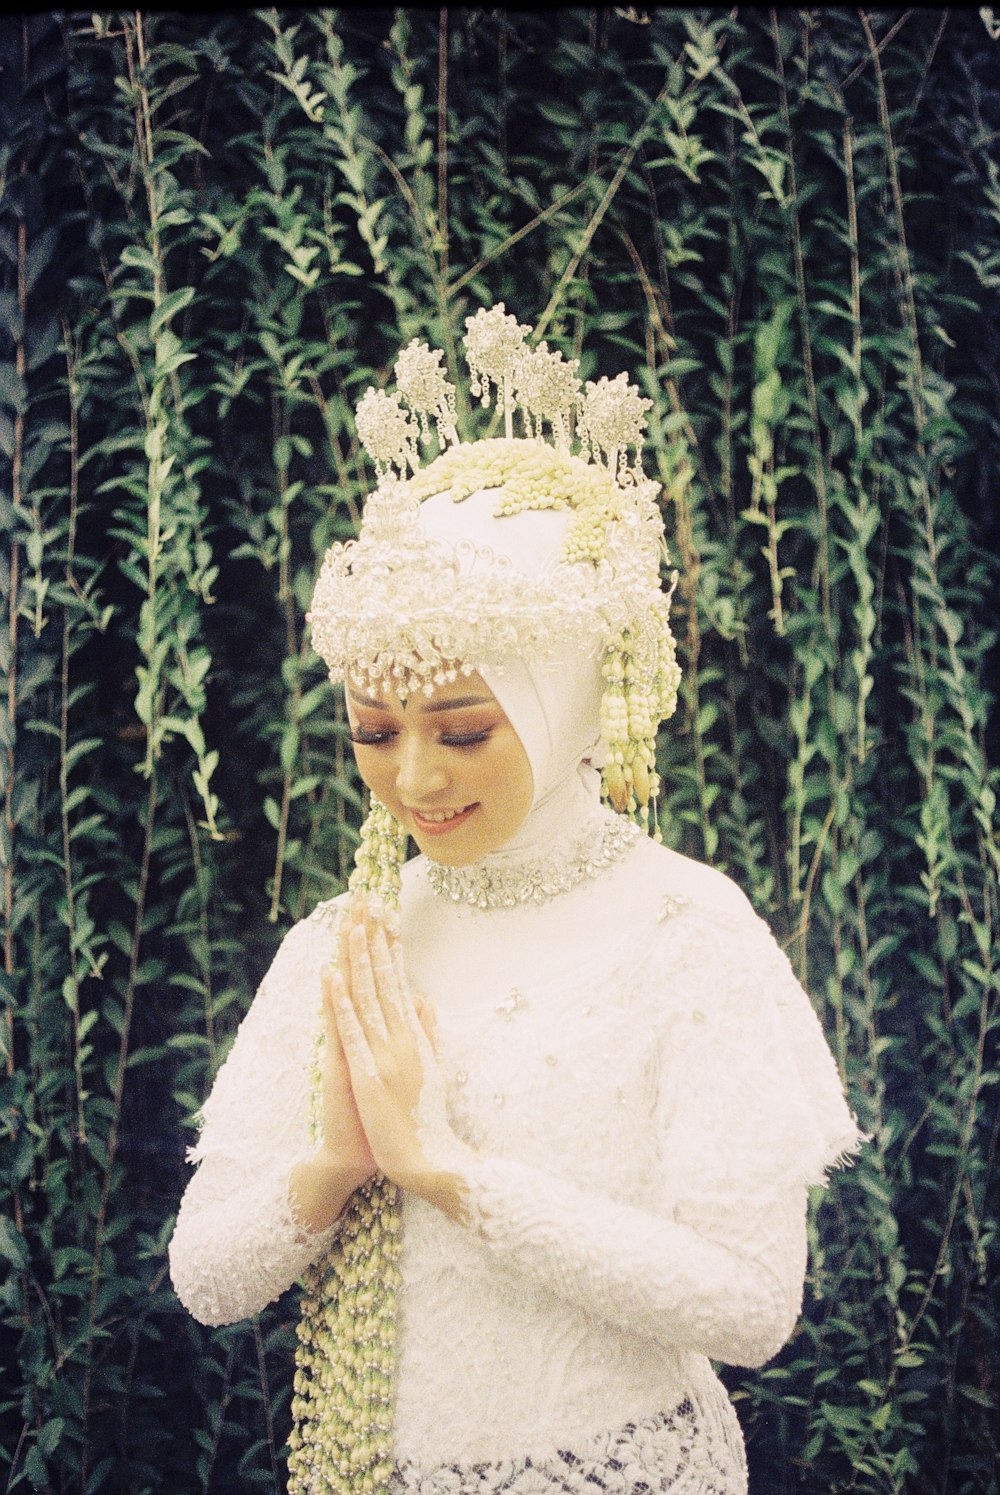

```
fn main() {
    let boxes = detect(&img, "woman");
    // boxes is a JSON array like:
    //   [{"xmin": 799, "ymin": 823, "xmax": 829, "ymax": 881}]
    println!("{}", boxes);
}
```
[{"xmin": 169, "ymin": 307, "xmax": 863, "ymax": 1494}]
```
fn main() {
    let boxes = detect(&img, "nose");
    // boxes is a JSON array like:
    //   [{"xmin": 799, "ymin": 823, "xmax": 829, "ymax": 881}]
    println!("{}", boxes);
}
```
[{"xmin": 395, "ymin": 730, "xmax": 449, "ymax": 803}]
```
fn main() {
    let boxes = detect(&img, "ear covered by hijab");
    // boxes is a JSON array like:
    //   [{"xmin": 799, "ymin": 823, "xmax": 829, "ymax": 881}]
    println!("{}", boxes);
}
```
[{"xmin": 415, "ymin": 488, "xmax": 607, "ymax": 859}]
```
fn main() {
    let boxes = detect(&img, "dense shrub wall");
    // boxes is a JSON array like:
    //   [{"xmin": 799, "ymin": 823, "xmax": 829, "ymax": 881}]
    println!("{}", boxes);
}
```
[{"xmin": 1, "ymin": 9, "xmax": 997, "ymax": 1493}]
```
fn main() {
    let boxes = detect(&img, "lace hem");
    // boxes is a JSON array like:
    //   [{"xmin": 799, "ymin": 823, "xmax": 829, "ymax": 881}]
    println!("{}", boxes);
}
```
[{"xmin": 389, "ymin": 1393, "xmax": 747, "ymax": 1494}]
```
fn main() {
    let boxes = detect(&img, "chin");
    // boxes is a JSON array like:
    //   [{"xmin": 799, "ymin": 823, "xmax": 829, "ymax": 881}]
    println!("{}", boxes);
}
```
[{"xmin": 414, "ymin": 837, "xmax": 485, "ymax": 868}]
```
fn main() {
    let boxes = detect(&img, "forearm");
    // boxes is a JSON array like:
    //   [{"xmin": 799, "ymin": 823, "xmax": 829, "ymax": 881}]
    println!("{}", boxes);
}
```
[
  {"xmin": 289, "ymin": 1150, "xmax": 373, "ymax": 1235},
  {"xmin": 170, "ymin": 1156, "xmax": 344, "ymax": 1326}
]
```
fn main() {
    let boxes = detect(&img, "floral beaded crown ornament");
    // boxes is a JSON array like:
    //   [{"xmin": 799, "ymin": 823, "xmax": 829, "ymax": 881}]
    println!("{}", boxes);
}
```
[{"xmin": 308, "ymin": 304, "xmax": 682, "ymax": 842}]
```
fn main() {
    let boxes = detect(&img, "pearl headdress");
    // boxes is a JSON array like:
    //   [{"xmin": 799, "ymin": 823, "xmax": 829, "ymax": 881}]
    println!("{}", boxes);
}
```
[{"xmin": 308, "ymin": 304, "xmax": 681, "ymax": 824}]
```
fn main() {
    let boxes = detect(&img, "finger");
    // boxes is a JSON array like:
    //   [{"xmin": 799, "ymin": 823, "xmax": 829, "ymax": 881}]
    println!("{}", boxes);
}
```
[
  {"xmin": 363, "ymin": 893, "xmax": 403, "ymax": 956},
  {"xmin": 328, "ymin": 962, "xmax": 375, "ymax": 1077},
  {"xmin": 348, "ymin": 922, "xmax": 390, "ymax": 1045},
  {"xmin": 375, "ymin": 896, "xmax": 401, "ymax": 942},
  {"xmin": 321, "ymin": 964, "xmax": 338, "ymax": 1036},
  {"xmin": 354, "ymin": 890, "xmax": 377, "ymax": 938},
  {"xmin": 369, "ymin": 922, "xmax": 408, "ymax": 1028},
  {"xmin": 347, "ymin": 891, "xmax": 371, "ymax": 948},
  {"xmin": 389, "ymin": 930, "xmax": 409, "ymax": 1001},
  {"xmin": 413, "ymin": 991, "xmax": 438, "ymax": 1051},
  {"xmin": 337, "ymin": 912, "xmax": 354, "ymax": 997},
  {"xmin": 322, "ymin": 966, "xmax": 349, "ymax": 1063}
]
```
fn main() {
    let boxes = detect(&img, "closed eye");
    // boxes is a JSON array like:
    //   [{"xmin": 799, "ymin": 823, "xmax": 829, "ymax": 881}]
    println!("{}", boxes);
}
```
[
  {"xmin": 440, "ymin": 730, "xmax": 493, "ymax": 748},
  {"xmin": 348, "ymin": 726, "xmax": 397, "ymax": 747}
]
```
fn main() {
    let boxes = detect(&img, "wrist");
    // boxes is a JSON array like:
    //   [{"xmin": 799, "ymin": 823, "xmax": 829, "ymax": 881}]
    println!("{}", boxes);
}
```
[
  {"xmin": 289, "ymin": 1151, "xmax": 372, "ymax": 1236},
  {"xmin": 313, "ymin": 1145, "xmax": 372, "ymax": 1193},
  {"xmin": 399, "ymin": 1143, "xmax": 475, "ymax": 1223}
]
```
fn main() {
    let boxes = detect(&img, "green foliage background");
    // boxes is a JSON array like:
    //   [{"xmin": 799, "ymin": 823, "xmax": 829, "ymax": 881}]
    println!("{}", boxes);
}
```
[{"xmin": 2, "ymin": 8, "xmax": 998, "ymax": 1492}]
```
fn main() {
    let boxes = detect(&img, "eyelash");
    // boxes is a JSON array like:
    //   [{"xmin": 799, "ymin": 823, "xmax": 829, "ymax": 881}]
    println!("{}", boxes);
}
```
[
  {"xmin": 441, "ymin": 730, "xmax": 492, "ymax": 748},
  {"xmin": 348, "ymin": 727, "xmax": 493, "ymax": 749}
]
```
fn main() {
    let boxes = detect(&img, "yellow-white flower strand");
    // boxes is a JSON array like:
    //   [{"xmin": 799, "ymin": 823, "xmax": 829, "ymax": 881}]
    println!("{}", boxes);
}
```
[{"xmin": 288, "ymin": 800, "xmax": 407, "ymax": 1495}]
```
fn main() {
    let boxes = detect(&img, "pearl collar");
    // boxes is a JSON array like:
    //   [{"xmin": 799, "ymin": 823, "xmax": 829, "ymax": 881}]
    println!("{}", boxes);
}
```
[{"xmin": 425, "ymin": 814, "xmax": 640, "ymax": 910}]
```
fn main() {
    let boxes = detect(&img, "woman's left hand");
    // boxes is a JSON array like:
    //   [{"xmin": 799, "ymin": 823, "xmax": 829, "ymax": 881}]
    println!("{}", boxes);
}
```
[{"xmin": 329, "ymin": 895, "xmax": 471, "ymax": 1216}]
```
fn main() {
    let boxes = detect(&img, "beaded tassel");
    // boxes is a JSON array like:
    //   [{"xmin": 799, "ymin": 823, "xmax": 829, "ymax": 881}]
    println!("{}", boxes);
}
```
[
  {"xmin": 599, "ymin": 626, "xmax": 679, "ymax": 835},
  {"xmin": 288, "ymin": 799, "xmax": 406, "ymax": 1495}
]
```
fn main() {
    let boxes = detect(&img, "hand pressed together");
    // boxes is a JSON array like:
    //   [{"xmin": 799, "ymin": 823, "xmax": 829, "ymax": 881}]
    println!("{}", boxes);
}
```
[{"xmin": 328, "ymin": 896, "xmax": 472, "ymax": 1220}]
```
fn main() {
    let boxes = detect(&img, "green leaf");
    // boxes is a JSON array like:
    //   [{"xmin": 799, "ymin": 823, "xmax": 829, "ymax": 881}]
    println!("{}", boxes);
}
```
[
  {"xmin": 150, "ymin": 286, "xmax": 196, "ymax": 337},
  {"xmin": 0, "ymin": 1215, "xmax": 28, "ymax": 1269},
  {"xmin": 119, "ymin": 244, "xmax": 160, "ymax": 277}
]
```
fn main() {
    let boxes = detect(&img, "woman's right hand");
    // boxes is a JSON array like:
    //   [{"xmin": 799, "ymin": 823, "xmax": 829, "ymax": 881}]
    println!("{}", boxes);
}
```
[{"xmin": 287, "ymin": 948, "xmax": 378, "ymax": 1236}]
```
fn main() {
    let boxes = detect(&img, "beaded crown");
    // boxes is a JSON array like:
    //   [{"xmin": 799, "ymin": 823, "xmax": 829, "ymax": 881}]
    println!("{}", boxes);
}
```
[{"xmin": 308, "ymin": 304, "xmax": 681, "ymax": 822}]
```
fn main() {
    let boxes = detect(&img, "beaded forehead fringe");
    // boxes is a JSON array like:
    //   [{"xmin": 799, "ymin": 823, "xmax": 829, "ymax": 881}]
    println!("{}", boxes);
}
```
[{"xmin": 293, "ymin": 307, "xmax": 683, "ymax": 1495}]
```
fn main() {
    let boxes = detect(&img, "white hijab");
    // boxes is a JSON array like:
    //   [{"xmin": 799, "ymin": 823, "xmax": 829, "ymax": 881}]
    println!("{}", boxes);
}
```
[{"xmin": 414, "ymin": 487, "xmax": 606, "ymax": 862}]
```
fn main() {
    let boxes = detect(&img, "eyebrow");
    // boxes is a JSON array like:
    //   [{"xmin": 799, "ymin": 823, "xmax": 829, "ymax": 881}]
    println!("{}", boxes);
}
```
[
  {"xmin": 347, "ymin": 689, "xmax": 494, "ymax": 714},
  {"xmin": 347, "ymin": 689, "xmax": 391, "ymax": 708},
  {"xmin": 421, "ymin": 695, "xmax": 494, "ymax": 714}
]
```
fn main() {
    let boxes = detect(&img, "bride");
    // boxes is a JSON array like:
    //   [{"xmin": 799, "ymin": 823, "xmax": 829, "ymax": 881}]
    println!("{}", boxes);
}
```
[{"xmin": 169, "ymin": 306, "xmax": 862, "ymax": 1494}]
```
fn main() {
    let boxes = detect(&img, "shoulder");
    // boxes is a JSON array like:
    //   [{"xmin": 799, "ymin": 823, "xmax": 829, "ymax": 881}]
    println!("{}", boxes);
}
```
[
  {"xmin": 611, "ymin": 837, "xmax": 795, "ymax": 1006},
  {"xmin": 617, "ymin": 833, "xmax": 759, "ymax": 933}
]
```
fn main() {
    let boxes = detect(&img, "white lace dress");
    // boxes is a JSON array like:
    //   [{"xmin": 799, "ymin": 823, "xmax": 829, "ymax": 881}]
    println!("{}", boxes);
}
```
[{"xmin": 169, "ymin": 809, "xmax": 862, "ymax": 1493}]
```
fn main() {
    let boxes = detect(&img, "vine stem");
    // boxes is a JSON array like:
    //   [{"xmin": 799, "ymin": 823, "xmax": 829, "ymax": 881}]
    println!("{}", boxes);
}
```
[
  {"xmin": 3, "ymin": 32, "xmax": 29, "ymax": 1388},
  {"xmin": 80, "ymin": 773, "xmax": 159, "ymax": 1493},
  {"xmin": 268, "ymin": 395, "xmax": 301, "ymax": 923},
  {"xmin": 437, "ymin": 7, "xmax": 448, "ymax": 285},
  {"xmin": 534, "ymin": 72, "xmax": 673, "ymax": 342},
  {"xmin": 254, "ymin": 1318, "xmax": 282, "ymax": 1489},
  {"xmin": 59, "ymin": 323, "xmax": 87, "ymax": 1145},
  {"xmin": 179, "ymin": 785, "xmax": 216, "ymax": 1071},
  {"xmin": 446, "ymin": 175, "xmax": 594, "ymax": 298},
  {"xmin": 770, "ymin": 9, "xmax": 832, "ymax": 643},
  {"xmin": 4, "ymin": 82, "xmax": 28, "ymax": 1079}
]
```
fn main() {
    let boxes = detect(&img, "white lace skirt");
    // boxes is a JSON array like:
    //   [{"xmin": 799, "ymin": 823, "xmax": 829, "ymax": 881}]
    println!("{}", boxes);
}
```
[{"xmin": 388, "ymin": 1392, "xmax": 748, "ymax": 1494}]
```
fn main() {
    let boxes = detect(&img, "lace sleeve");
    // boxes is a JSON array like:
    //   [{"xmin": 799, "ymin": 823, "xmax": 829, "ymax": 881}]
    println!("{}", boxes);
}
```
[
  {"xmin": 168, "ymin": 911, "xmax": 343, "ymax": 1326},
  {"xmin": 461, "ymin": 1156, "xmax": 806, "ymax": 1368},
  {"xmin": 459, "ymin": 884, "xmax": 862, "ymax": 1369}
]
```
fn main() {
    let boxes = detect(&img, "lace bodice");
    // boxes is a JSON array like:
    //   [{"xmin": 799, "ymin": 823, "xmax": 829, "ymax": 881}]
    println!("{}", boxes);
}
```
[{"xmin": 169, "ymin": 819, "xmax": 861, "ymax": 1481}]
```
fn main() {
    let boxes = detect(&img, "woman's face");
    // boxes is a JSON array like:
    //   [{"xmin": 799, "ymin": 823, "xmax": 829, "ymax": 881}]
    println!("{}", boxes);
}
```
[{"xmin": 346, "ymin": 669, "xmax": 534, "ymax": 867}]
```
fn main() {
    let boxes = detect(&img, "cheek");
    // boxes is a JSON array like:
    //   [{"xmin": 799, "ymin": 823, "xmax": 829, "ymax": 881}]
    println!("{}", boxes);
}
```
[
  {"xmin": 352, "ymin": 746, "xmax": 390, "ymax": 797},
  {"xmin": 488, "ymin": 735, "xmax": 534, "ymax": 820}
]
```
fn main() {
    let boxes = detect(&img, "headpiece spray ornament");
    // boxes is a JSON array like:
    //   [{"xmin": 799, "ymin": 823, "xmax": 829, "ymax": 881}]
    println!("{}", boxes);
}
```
[
  {"xmin": 309, "ymin": 304, "xmax": 681, "ymax": 833},
  {"xmin": 292, "ymin": 306, "xmax": 682, "ymax": 1494}
]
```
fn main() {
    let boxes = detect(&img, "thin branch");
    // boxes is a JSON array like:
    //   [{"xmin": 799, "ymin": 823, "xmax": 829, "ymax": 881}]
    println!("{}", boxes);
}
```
[
  {"xmin": 535, "ymin": 75, "xmax": 673, "ymax": 339},
  {"xmin": 437, "ymin": 7, "xmax": 448, "ymax": 284},
  {"xmin": 841, "ymin": 8, "xmax": 914, "ymax": 91}
]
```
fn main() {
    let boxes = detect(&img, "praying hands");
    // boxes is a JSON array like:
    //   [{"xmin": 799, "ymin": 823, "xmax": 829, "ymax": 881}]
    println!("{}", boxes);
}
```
[{"xmin": 327, "ymin": 896, "xmax": 472, "ymax": 1222}]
